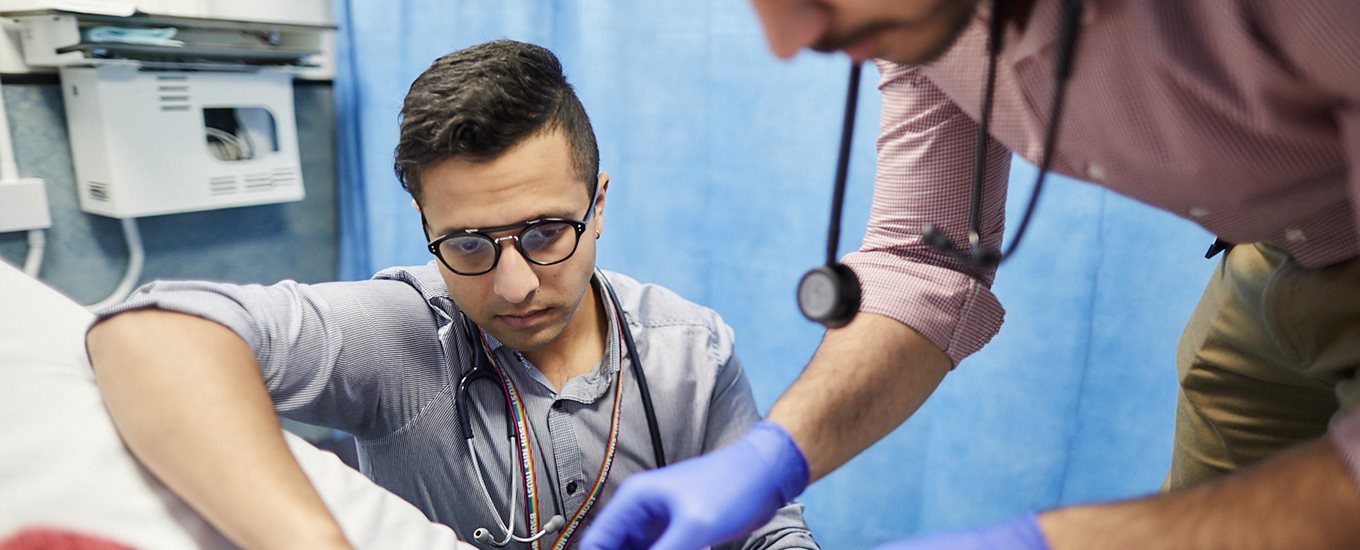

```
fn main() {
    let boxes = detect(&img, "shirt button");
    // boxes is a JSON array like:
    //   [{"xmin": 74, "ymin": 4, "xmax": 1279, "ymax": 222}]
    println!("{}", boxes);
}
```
[
  {"xmin": 1285, "ymin": 228, "xmax": 1306, "ymax": 242},
  {"xmin": 1188, "ymin": 207, "xmax": 1210, "ymax": 218},
  {"xmin": 566, "ymin": 481, "xmax": 579, "ymax": 495},
  {"xmin": 1086, "ymin": 163, "xmax": 1106, "ymax": 181}
]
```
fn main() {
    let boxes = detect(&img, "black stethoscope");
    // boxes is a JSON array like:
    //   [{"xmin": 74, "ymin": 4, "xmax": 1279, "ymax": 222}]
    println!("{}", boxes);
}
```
[
  {"xmin": 798, "ymin": 0, "xmax": 1084, "ymax": 328},
  {"xmin": 454, "ymin": 271, "xmax": 666, "ymax": 548}
]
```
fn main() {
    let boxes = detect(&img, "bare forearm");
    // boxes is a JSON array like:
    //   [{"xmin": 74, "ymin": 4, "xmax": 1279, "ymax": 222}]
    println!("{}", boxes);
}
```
[
  {"xmin": 1040, "ymin": 437, "xmax": 1360, "ymax": 549},
  {"xmin": 767, "ymin": 312, "xmax": 950, "ymax": 481},
  {"xmin": 88, "ymin": 310, "xmax": 351, "ymax": 550}
]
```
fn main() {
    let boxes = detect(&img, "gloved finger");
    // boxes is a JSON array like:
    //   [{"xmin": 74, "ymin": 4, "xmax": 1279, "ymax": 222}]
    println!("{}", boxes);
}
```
[{"xmin": 580, "ymin": 488, "xmax": 663, "ymax": 550}]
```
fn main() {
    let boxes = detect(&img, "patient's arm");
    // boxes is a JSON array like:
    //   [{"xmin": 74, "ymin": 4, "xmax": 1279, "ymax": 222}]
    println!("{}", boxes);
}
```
[{"xmin": 88, "ymin": 309, "xmax": 351, "ymax": 550}]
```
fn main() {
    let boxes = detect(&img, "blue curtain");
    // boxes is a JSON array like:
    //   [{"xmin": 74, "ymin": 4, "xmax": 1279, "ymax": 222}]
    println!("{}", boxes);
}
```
[{"xmin": 333, "ymin": 1, "xmax": 1216, "ymax": 547}]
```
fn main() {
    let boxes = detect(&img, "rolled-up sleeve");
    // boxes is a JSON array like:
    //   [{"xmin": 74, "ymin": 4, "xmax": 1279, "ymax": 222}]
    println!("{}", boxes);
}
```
[
  {"xmin": 94, "ymin": 278, "xmax": 452, "ymax": 439},
  {"xmin": 840, "ymin": 60, "xmax": 1010, "ymax": 365}
]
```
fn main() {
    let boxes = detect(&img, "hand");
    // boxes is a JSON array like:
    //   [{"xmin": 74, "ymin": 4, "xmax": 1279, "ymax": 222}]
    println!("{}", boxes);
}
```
[
  {"xmin": 870, "ymin": 514, "xmax": 1048, "ymax": 550},
  {"xmin": 579, "ymin": 421, "xmax": 809, "ymax": 550}
]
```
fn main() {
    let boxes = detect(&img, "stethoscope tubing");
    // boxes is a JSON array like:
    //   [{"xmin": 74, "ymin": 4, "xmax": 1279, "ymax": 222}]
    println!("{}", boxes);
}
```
[{"xmin": 455, "ymin": 271, "xmax": 666, "ymax": 547}]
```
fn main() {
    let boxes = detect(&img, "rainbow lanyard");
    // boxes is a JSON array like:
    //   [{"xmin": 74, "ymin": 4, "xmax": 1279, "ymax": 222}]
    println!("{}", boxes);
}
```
[{"xmin": 475, "ymin": 305, "xmax": 628, "ymax": 550}]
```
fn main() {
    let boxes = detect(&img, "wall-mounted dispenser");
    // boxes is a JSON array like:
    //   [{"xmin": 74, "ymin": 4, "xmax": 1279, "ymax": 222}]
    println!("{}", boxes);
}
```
[
  {"xmin": 3, "ymin": 6, "xmax": 332, "ymax": 218},
  {"xmin": 59, "ymin": 65, "xmax": 301, "ymax": 217}
]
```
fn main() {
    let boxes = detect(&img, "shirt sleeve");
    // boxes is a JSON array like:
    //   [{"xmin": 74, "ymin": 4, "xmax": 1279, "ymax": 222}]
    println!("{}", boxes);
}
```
[
  {"xmin": 839, "ymin": 60, "xmax": 1010, "ymax": 365},
  {"xmin": 701, "ymin": 318, "xmax": 820, "ymax": 550},
  {"xmin": 93, "ymin": 278, "xmax": 453, "ymax": 439}
]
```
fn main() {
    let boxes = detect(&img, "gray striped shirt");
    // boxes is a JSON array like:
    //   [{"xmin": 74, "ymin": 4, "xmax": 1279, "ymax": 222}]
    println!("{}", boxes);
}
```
[{"xmin": 102, "ymin": 264, "xmax": 817, "ymax": 549}]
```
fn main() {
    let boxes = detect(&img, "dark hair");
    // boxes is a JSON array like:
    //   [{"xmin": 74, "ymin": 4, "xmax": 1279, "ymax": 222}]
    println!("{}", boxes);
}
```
[{"xmin": 394, "ymin": 40, "xmax": 599, "ymax": 202}]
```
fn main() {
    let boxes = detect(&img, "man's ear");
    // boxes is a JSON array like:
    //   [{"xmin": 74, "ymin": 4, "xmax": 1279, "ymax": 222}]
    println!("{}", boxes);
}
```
[
  {"xmin": 594, "ymin": 172, "xmax": 609, "ymax": 239},
  {"xmin": 413, "ymin": 198, "xmax": 432, "ymax": 240}
]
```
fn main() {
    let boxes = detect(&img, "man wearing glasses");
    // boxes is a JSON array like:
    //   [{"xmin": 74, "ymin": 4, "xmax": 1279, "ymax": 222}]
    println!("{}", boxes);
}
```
[{"xmin": 85, "ymin": 40, "xmax": 817, "ymax": 550}]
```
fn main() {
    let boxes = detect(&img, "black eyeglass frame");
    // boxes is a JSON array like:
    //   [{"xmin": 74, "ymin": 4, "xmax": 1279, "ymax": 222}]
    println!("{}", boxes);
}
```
[{"xmin": 424, "ymin": 184, "xmax": 599, "ymax": 276}]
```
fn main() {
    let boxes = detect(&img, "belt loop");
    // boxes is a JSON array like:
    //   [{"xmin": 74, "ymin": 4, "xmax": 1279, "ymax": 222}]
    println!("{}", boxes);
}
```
[{"xmin": 1205, "ymin": 238, "xmax": 1234, "ymax": 260}]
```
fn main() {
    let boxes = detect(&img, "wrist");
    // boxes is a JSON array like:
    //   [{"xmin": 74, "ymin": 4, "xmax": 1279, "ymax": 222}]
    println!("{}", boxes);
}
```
[{"xmin": 748, "ymin": 421, "xmax": 810, "ymax": 502}]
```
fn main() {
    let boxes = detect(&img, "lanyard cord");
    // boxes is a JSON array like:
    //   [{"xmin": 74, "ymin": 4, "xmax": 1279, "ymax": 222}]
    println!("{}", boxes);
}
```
[
  {"xmin": 550, "ymin": 305, "xmax": 627, "ymax": 549},
  {"xmin": 476, "ymin": 304, "xmax": 629, "ymax": 550}
]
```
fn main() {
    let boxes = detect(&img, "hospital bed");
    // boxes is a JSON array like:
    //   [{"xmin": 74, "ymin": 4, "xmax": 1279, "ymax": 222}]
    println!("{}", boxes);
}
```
[{"xmin": 0, "ymin": 261, "xmax": 475, "ymax": 549}]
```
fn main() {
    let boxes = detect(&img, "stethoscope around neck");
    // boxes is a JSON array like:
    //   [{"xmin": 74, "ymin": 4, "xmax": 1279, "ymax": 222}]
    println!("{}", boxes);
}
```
[
  {"xmin": 798, "ymin": 0, "xmax": 1085, "ymax": 328},
  {"xmin": 454, "ymin": 271, "xmax": 665, "ymax": 548}
]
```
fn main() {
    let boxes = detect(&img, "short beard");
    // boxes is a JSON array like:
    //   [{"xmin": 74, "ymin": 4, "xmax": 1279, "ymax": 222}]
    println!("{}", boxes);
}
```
[
  {"xmin": 813, "ymin": 0, "xmax": 981, "ymax": 65},
  {"xmin": 912, "ymin": 1, "xmax": 980, "ymax": 64}
]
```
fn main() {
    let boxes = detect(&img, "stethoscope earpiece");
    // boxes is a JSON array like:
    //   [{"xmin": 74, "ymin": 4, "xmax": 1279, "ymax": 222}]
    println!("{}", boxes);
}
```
[
  {"xmin": 472, "ymin": 528, "xmax": 493, "ymax": 545},
  {"xmin": 922, "ymin": 223, "xmax": 1002, "ymax": 270},
  {"xmin": 472, "ymin": 515, "xmax": 565, "ymax": 547},
  {"xmin": 921, "ymin": 0, "xmax": 1083, "ymax": 267},
  {"xmin": 797, "ymin": 263, "xmax": 860, "ymax": 328}
]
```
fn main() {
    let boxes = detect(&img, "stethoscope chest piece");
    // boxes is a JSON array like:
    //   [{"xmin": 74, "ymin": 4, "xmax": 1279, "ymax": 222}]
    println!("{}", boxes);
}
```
[
  {"xmin": 797, "ymin": 263, "xmax": 860, "ymax": 328},
  {"xmin": 800, "ymin": 62, "xmax": 864, "ymax": 330}
]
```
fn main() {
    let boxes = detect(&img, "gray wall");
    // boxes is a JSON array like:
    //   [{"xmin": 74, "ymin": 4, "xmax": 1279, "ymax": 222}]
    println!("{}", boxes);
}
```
[{"xmin": 0, "ymin": 80, "xmax": 338, "ymax": 302}]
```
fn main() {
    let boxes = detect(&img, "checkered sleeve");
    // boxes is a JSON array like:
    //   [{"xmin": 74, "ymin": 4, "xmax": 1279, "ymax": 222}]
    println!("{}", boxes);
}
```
[{"xmin": 840, "ymin": 61, "xmax": 1010, "ymax": 366}]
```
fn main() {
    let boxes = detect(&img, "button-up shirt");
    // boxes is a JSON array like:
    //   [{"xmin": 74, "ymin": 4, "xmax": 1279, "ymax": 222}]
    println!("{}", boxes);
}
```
[
  {"xmin": 845, "ymin": 0, "xmax": 1360, "ymax": 364},
  {"xmin": 841, "ymin": 0, "xmax": 1360, "ymax": 496},
  {"xmin": 101, "ymin": 265, "xmax": 816, "ymax": 549}
]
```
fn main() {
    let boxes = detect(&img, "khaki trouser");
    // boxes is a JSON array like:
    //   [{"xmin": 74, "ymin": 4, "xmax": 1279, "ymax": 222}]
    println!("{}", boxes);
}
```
[{"xmin": 1163, "ymin": 242, "xmax": 1360, "ymax": 490}]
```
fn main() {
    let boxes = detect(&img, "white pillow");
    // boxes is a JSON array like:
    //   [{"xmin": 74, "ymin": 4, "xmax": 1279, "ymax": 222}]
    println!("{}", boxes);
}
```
[{"xmin": 0, "ymin": 262, "xmax": 473, "ymax": 550}]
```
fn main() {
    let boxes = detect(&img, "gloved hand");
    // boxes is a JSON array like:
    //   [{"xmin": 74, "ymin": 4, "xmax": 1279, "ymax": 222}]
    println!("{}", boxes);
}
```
[
  {"xmin": 579, "ymin": 421, "xmax": 809, "ymax": 550},
  {"xmin": 870, "ymin": 513, "xmax": 1049, "ymax": 550}
]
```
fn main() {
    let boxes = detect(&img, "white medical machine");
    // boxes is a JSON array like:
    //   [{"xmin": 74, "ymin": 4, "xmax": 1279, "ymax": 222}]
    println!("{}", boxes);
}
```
[{"xmin": 3, "ymin": 4, "xmax": 333, "ymax": 218}]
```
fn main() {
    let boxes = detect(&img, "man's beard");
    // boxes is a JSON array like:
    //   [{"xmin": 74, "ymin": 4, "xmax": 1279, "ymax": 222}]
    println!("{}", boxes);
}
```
[{"xmin": 811, "ymin": 0, "xmax": 980, "ymax": 65}]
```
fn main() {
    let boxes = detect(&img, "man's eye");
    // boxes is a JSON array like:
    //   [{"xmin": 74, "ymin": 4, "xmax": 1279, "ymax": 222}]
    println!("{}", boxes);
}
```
[
  {"xmin": 523, "ymin": 225, "xmax": 567, "ymax": 248},
  {"xmin": 449, "ymin": 238, "xmax": 488, "ymax": 255}
]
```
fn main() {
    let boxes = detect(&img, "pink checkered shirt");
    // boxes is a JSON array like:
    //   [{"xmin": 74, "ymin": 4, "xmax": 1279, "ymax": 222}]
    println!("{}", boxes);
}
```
[{"xmin": 841, "ymin": 0, "xmax": 1360, "ymax": 486}]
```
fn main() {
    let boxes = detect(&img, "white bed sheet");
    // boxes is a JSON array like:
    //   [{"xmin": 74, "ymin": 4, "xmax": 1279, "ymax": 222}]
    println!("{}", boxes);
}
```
[{"xmin": 0, "ymin": 262, "xmax": 474, "ymax": 549}]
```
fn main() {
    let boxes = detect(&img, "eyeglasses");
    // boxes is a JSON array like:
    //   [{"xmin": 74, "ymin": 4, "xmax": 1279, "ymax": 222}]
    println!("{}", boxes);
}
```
[{"xmin": 425, "ymin": 185, "xmax": 598, "ymax": 276}]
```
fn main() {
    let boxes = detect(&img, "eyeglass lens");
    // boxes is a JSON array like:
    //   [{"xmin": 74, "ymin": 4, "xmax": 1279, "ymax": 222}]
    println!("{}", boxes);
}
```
[{"xmin": 439, "ymin": 222, "xmax": 579, "ymax": 274}]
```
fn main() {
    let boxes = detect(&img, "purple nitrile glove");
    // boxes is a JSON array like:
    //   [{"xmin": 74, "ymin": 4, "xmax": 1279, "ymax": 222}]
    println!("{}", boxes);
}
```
[
  {"xmin": 871, "ymin": 513, "xmax": 1049, "ymax": 550},
  {"xmin": 579, "ymin": 421, "xmax": 809, "ymax": 550}
]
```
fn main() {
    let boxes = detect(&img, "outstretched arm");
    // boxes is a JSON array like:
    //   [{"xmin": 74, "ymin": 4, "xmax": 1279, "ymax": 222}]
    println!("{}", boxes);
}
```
[
  {"xmin": 1039, "ymin": 436, "xmax": 1360, "ymax": 549},
  {"xmin": 872, "ymin": 430, "xmax": 1360, "ymax": 549},
  {"xmin": 89, "ymin": 310, "xmax": 351, "ymax": 550},
  {"xmin": 768, "ymin": 312, "xmax": 949, "ymax": 481},
  {"xmin": 582, "ymin": 60, "xmax": 1007, "ymax": 550}
]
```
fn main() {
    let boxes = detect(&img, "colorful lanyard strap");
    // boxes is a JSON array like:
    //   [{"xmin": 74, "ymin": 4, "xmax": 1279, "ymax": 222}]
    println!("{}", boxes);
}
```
[{"xmin": 476, "ymin": 304, "xmax": 629, "ymax": 550}]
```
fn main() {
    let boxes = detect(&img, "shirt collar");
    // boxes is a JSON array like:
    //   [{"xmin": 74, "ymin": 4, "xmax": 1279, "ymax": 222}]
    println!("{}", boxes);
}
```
[{"xmin": 480, "ymin": 270, "xmax": 622, "ymax": 404}]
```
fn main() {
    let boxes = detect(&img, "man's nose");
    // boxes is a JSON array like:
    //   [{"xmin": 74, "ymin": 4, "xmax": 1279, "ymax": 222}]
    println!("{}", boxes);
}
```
[{"xmin": 492, "ymin": 241, "xmax": 540, "ymax": 304}]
